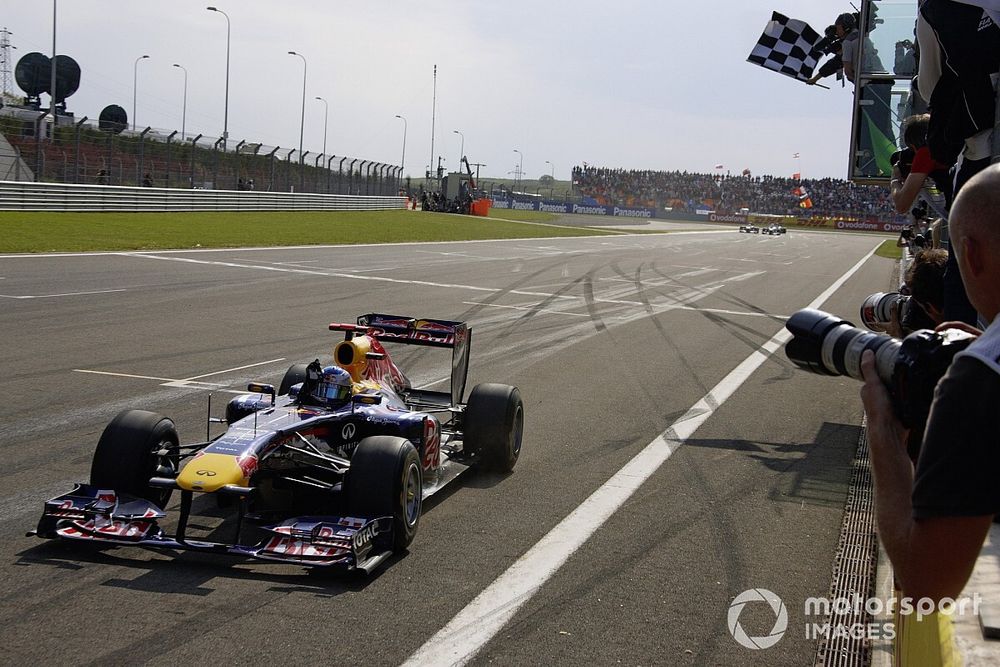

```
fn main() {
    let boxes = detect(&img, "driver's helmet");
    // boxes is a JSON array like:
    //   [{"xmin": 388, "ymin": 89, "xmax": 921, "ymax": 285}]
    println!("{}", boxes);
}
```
[{"xmin": 311, "ymin": 365, "xmax": 353, "ymax": 407}]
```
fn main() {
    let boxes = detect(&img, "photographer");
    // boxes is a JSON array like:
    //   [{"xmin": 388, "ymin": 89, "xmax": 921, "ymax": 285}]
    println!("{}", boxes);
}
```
[
  {"xmin": 860, "ymin": 165, "xmax": 1000, "ymax": 602},
  {"xmin": 894, "ymin": 38, "xmax": 916, "ymax": 77},
  {"xmin": 889, "ymin": 114, "xmax": 952, "ymax": 215},
  {"xmin": 876, "ymin": 248, "xmax": 946, "ymax": 339}
]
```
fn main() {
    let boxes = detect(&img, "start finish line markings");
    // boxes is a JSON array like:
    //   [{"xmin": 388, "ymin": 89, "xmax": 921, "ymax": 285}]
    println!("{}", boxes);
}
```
[{"xmin": 73, "ymin": 358, "xmax": 285, "ymax": 392}]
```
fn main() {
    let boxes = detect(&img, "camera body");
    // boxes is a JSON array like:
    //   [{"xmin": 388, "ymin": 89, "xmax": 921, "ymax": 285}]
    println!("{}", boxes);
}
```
[
  {"xmin": 891, "ymin": 147, "xmax": 915, "ymax": 179},
  {"xmin": 784, "ymin": 309, "xmax": 974, "ymax": 428},
  {"xmin": 816, "ymin": 26, "xmax": 843, "ymax": 56}
]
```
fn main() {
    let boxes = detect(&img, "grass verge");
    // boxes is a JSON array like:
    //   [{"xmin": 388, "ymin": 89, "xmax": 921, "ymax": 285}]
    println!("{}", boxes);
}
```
[
  {"xmin": 0, "ymin": 209, "xmax": 613, "ymax": 253},
  {"xmin": 874, "ymin": 240, "xmax": 903, "ymax": 260}
]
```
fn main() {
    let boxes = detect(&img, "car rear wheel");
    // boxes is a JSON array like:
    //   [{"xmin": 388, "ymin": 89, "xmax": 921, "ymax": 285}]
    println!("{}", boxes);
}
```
[
  {"xmin": 90, "ymin": 409, "xmax": 179, "ymax": 508},
  {"xmin": 278, "ymin": 363, "xmax": 310, "ymax": 395},
  {"xmin": 463, "ymin": 383, "xmax": 524, "ymax": 473},
  {"xmin": 346, "ymin": 436, "xmax": 422, "ymax": 551}
]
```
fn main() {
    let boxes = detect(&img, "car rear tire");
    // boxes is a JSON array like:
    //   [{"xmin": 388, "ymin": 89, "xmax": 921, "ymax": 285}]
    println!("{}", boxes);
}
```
[
  {"xmin": 463, "ymin": 383, "xmax": 524, "ymax": 473},
  {"xmin": 90, "ymin": 409, "xmax": 179, "ymax": 508},
  {"xmin": 346, "ymin": 436, "xmax": 421, "ymax": 551},
  {"xmin": 278, "ymin": 363, "xmax": 310, "ymax": 395}
]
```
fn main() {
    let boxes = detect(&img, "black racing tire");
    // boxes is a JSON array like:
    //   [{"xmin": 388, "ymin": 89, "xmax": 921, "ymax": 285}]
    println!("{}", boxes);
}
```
[
  {"xmin": 90, "ymin": 409, "xmax": 179, "ymax": 508},
  {"xmin": 346, "ymin": 436, "xmax": 422, "ymax": 551},
  {"xmin": 463, "ymin": 383, "xmax": 524, "ymax": 473},
  {"xmin": 278, "ymin": 363, "xmax": 310, "ymax": 396}
]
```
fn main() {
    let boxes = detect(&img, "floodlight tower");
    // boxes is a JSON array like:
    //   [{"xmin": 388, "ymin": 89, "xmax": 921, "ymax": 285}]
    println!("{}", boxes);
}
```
[{"xmin": 0, "ymin": 27, "xmax": 13, "ymax": 96}]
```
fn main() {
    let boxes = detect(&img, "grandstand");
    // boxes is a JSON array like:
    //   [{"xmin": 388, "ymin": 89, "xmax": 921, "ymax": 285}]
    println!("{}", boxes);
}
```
[{"xmin": 572, "ymin": 165, "xmax": 903, "ymax": 223}]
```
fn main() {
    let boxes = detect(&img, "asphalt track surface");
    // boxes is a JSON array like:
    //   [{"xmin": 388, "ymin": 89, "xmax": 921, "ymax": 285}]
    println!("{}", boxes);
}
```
[{"xmin": 0, "ymin": 223, "xmax": 895, "ymax": 665}]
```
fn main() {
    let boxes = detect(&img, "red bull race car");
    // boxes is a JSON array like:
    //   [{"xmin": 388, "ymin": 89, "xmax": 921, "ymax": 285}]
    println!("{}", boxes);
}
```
[{"xmin": 30, "ymin": 314, "xmax": 524, "ymax": 573}]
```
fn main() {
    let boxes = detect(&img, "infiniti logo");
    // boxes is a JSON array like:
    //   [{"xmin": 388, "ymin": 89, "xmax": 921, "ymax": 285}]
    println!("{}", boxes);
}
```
[
  {"xmin": 342, "ymin": 423, "xmax": 356, "ymax": 440},
  {"xmin": 196, "ymin": 470, "xmax": 217, "ymax": 477}
]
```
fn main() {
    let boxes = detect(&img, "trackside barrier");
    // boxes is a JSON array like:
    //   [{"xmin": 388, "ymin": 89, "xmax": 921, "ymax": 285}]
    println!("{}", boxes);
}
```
[{"xmin": 0, "ymin": 181, "xmax": 406, "ymax": 212}]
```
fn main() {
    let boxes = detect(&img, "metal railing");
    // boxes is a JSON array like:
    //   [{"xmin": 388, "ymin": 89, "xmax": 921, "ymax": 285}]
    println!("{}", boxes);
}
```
[{"xmin": 0, "ymin": 180, "xmax": 407, "ymax": 212}]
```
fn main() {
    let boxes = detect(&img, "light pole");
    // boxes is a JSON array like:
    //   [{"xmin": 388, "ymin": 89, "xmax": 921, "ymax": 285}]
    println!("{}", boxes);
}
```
[
  {"xmin": 452, "ymin": 129, "xmax": 464, "ymax": 170},
  {"xmin": 394, "ymin": 114, "xmax": 407, "ymax": 177},
  {"xmin": 49, "ymin": 0, "xmax": 57, "ymax": 130},
  {"xmin": 206, "ymin": 6, "xmax": 230, "ymax": 147},
  {"xmin": 545, "ymin": 160, "xmax": 554, "ymax": 179},
  {"xmin": 172, "ymin": 63, "xmax": 188, "ymax": 141},
  {"xmin": 513, "ymin": 148, "xmax": 523, "ymax": 192},
  {"xmin": 132, "ymin": 54, "xmax": 149, "ymax": 131},
  {"xmin": 315, "ymin": 96, "xmax": 328, "ymax": 163},
  {"xmin": 288, "ymin": 51, "xmax": 307, "ymax": 164}
]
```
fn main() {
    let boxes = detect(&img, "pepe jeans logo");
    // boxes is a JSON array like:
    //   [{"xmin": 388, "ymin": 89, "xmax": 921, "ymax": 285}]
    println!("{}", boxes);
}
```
[
  {"xmin": 727, "ymin": 588, "xmax": 788, "ymax": 650},
  {"xmin": 342, "ymin": 423, "xmax": 356, "ymax": 440}
]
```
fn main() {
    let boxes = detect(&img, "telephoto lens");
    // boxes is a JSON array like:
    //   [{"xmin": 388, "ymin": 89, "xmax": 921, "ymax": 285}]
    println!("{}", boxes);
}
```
[
  {"xmin": 784, "ymin": 308, "xmax": 975, "ymax": 428},
  {"xmin": 859, "ymin": 292, "xmax": 910, "ymax": 331},
  {"xmin": 785, "ymin": 309, "xmax": 900, "ymax": 383}
]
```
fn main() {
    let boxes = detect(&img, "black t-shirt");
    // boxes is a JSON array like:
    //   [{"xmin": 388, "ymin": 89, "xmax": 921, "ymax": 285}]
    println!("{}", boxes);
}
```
[{"xmin": 912, "ymin": 355, "xmax": 1000, "ymax": 518}]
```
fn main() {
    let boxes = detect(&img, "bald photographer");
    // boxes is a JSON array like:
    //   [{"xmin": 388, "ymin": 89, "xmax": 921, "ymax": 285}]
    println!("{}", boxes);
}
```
[{"xmin": 861, "ymin": 165, "xmax": 1000, "ymax": 601}]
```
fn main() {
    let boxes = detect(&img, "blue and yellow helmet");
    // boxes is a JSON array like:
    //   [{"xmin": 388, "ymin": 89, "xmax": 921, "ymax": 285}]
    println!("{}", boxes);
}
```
[{"xmin": 311, "ymin": 365, "xmax": 352, "ymax": 407}]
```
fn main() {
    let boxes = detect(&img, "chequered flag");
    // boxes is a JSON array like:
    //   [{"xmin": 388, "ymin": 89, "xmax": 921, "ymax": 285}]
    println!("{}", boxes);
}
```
[{"xmin": 747, "ymin": 12, "xmax": 823, "ymax": 82}]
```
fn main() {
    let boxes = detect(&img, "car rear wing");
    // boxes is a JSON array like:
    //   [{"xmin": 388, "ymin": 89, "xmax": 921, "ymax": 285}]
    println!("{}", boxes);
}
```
[{"xmin": 329, "ymin": 313, "xmax": 471, "ymax": 405}]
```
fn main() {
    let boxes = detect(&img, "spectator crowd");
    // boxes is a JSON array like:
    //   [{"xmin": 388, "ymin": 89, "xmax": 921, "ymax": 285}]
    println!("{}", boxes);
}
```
[{"xmin": 571, "ymin": 166, "xmax": 899, "ymax": 220}]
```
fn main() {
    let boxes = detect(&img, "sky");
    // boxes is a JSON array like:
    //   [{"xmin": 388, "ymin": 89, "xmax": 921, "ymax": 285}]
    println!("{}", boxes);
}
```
[{"xmin": 3, "ymin": 1, "xmax": 861, "ymax": 181}]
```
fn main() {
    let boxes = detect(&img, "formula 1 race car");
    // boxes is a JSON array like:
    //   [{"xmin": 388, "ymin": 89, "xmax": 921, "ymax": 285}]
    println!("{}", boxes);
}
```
[
  {"xmin": 761, "ymin": 223, "xmax": 787, "ymax": 236},
  {"xmin": 31, "ymin": 314, "xmax": 524, "ymax": 573},
  {"xmin": 738, "ymin": 223, "xmax": 759, "ymax": 234}
]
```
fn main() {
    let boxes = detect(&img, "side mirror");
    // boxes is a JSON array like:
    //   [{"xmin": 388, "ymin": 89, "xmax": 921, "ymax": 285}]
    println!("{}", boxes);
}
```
[
  {"xmin": 247, "ymin": 382, "xmax": 276, "ymax": 407},
  {"xmin": 352, "ymin": 393, "xmax": 382, "ymax": 406}
]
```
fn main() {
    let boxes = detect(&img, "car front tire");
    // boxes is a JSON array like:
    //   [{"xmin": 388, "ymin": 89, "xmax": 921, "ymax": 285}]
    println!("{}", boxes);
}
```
[
  {"xmin": 90, "ymin": 409, "xmax": 179, "ymax": 508},
  {"xmin": 346, "ymin": 436, "xmax": 422, "ymax": 550}
]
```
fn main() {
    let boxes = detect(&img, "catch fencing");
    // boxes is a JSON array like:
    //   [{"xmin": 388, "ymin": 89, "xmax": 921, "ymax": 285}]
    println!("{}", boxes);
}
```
[
  {"xmin": 0, "ymin": 180, "xmax": 407, "ymax": 212},
  {"xmin": 0, "ymin": 108, "xmax": 401, "ymax": 196}
]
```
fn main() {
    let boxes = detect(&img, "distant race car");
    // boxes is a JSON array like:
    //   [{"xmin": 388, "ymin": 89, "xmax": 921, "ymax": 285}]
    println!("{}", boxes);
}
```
[
  {"xmin": 739, "ymin": 223, "xmax": 759, "ymax": 234},
  {"xmin": 761, "ymin": 223, "xmax": 787, "ymax": 236},
  {"xmin": 31, "ymin": 314, "xmax": 524, "ymax": 573}
]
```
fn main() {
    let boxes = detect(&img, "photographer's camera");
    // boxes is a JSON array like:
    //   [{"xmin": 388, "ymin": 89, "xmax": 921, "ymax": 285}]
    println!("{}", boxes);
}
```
[{"xmin": 784, "ymin": 309, "xmax": 974, "ymax": 429}]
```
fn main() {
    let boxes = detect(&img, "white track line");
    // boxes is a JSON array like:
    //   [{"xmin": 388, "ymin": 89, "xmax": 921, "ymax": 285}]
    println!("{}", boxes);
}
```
[
  {"xmin": 402, "ymin": 242, "xmax": 880, "ymax": 666},
  {"xmin": 116, "ymin": 253, "xmax": 756, "ymax": 311},
  {"xmin": 0, "ymin": 288, "xmax": 126, "ymax": 300},
  {"xmin": 72, "ymin": 358, "xmax": 286, "ymax": 389},
  {"xmin": 0, "ymin": 230, "xmax": 732, "ymax": 260},
  {"xmin": 73, "ymin": 369, "xmax": 227, "ymax": 387},
  {"xmin": 180, "ymin": 358, "xmax": 286, "ymax": 381}
]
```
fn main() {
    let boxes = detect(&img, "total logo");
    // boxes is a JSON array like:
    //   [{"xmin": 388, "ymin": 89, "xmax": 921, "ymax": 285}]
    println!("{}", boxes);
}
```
[{"xmin": 727, "ymin": 588, "xmax": 788, "ymax": 650}]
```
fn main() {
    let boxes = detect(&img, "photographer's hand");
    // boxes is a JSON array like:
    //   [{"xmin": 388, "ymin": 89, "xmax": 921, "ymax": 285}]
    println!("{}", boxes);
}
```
[
  {"xmin": 934, "ymin": 321, "xmax": 982, "ymax": 337},
  {"xmin": 885, "ymin": 301, "xmax": 905, "ymax": 339},
  {"xmin": 860, "ymin": 349, "xmax": 909, "ymax": 450}
]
